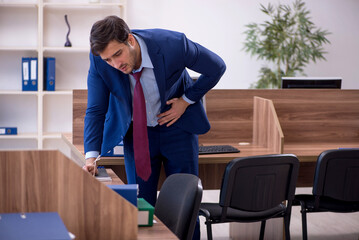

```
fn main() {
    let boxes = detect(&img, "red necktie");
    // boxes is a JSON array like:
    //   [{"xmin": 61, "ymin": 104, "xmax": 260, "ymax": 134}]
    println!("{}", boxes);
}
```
[{"xmin": 131, "ymin": 70, "xmax": 151, "ymax": 181}]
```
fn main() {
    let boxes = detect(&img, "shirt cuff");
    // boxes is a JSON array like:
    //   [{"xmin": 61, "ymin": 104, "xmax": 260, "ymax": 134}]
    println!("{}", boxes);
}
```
[
  {"xmin": 85, "ymin": 151, "xmax": 100, "ymax": 160},
  {"xmin": 182, "ymin": 94, "xmax": 195, "ymax": 104}
]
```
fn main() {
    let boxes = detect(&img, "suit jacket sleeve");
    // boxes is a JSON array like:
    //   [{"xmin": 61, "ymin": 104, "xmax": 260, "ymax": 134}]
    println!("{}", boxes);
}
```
[
  {"xmin": 152, "ymin": 30, "xmax": 226, "ymax": 134},
  {"xmin": 182, "ymin": 36, "xmax": 226, "ymax": 102},
  {"xmin": 84, "ymin": 53, "xmax": 110, "ymax": 154}
]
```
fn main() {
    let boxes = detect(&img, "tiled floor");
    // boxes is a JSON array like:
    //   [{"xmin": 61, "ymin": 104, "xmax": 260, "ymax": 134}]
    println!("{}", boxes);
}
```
[{"xmin": 199, "ymin": 188, "xmax": 359, "ymax": 240}]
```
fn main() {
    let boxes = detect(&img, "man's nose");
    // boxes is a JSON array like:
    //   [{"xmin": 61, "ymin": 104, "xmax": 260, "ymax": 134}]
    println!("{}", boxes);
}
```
[{"xmin": 112, "ymin": 58, "xmax": 122, "ymax": 69}]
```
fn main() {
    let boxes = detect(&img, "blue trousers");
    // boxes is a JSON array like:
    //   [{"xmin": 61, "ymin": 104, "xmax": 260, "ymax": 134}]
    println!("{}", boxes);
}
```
[{"xmin": 123, "ymin": 123, "xmax": 200, "ymax": 240}]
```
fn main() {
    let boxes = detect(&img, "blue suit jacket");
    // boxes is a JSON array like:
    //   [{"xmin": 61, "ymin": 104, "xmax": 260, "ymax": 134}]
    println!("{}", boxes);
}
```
[{"xmin": 84, "ymin": 29, "xmax": 226, "ymax": 155}]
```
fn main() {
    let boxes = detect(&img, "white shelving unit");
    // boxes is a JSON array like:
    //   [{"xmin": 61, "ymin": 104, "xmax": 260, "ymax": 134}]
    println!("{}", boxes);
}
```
[{"xmin": 0, "ymin": 0, "xmax": 126, "ymax": 149}]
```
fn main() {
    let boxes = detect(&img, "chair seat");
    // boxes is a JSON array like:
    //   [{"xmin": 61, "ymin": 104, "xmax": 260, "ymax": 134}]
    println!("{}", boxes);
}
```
[
  {"xmin": 200, "ymin": 202, "xmax": 286, "ymax": 222},
  {"xmin": 294, "ymin": 194, "xmax": 359, "ymax": 213}
]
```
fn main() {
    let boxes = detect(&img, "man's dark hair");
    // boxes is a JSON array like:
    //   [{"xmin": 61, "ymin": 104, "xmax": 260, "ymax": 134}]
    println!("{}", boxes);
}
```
[{"xmin": 90, "ymin": 15, "xmax": 131, "ymax": 56}]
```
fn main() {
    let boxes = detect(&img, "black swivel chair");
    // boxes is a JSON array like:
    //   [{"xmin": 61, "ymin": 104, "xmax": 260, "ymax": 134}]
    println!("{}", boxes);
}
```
[
  {"xmin": 199, "ymin": 154, "xmax": 300, "ymax": 240},
  {"xmin": 154, "ymin": 173, "xmax": 203, "ymax": 240},
  {"xmin": 294, "ymin": 148, "xmax": 359, "ymax": 240}
]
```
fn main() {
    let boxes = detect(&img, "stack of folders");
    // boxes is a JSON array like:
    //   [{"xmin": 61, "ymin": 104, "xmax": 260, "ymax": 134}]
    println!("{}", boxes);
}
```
[
  {"xmin": 21, "ymin": 57, "xmax": 56, "ymax": 91},
  {"xmin": 0, "ymin": 127, "xmax": 17, "ymax": 135},
  {"xmin": 44, "ymin": 57, "xmax": 56, "ymax": 91},
  {"xmin": 22, "ymin": 57, "xmax": 38, "ymax": 91},
  {"xmin": 107, "ymin": 184, "xmax": 154, "ymax": 226}
]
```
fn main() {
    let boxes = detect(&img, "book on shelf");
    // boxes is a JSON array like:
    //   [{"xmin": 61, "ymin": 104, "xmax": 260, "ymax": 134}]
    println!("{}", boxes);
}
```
[
  {"xmin": 44, "ymin": 57, "xmax": 56, "ymax": 91},
  {"xmin": 22, "ymin": 57, "xmax": 38, "ymax": 91},
  {"xmin": 0, "ymin": 127, "xmax": 17, "ymax": 135}
]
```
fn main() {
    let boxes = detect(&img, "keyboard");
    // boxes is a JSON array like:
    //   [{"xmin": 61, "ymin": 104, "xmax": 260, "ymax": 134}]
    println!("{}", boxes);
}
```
[{"xmin": 198, "ymin": 145, "xmax": 240, "ymax": 155}]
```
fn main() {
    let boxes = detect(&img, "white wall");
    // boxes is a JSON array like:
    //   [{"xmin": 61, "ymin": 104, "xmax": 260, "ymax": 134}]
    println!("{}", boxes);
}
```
[{"xmin": 126, "ymin": 0, "xmax": 359, "ymax": 89}]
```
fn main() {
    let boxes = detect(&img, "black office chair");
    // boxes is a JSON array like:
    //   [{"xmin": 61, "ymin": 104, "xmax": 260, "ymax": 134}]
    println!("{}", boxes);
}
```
[
  {"xmin": 154, "ymin": 173, "xmax": 203, "ymax": 240},
  {"xmin": 294, "ymin": 148, "xmax": 359, "ymax": 240},
  {"xmin": 199, "ymin": 154, "xmax": 299, "ymax": 240}
]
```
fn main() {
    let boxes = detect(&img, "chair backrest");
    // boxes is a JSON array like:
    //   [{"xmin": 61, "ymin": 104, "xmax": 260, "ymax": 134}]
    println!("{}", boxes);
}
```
[
  {"xmin": 313, "ymin": 148, "xmax": 359, "ymax": 202},
  {"xmin": 219, "ymin": 154, "xmax": 299, "ymax": 212},
  {"xmin": 154, "ymin": 173, "xmax": 203, "ymax": 240}
]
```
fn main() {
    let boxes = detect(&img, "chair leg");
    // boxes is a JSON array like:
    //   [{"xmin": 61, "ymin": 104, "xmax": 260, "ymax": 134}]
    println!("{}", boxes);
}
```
[
  {"xmin": 206, "ymin": 222, "xmax": 213, "ymax": 240},
  {"xmin": 259, "ymin": 220, "xmax": 266, "ymax": 240},
  {"xmin": 199, "ymin": 209, "xmax": 213, "ymax": 240},
  {"xmin": 300, "ymin": 208, "xmax": 308, "ymax": 240},
  {"xmin": 284, "ymin": 215, "xmax": 291, "ymax": 240}
]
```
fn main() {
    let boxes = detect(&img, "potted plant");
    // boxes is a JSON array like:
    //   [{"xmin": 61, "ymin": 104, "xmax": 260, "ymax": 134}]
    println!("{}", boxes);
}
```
[{"xmin": 243, "ymin": 0, "xmax": 331, "ymax": 88}]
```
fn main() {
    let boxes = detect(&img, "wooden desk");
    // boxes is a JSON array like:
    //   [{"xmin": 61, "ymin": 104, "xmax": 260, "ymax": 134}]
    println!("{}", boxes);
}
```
[
  {"xmin": 104, "ymin": 169, "xmax": 178, "ymax": 240},
  {"xmin": 73, "ymin": 89, "xmax": 359, "ymax": 189},
  {"xmin": 61, "ymin": 135, "xmax": 177, "ymax": 239},
  {"xmin": 103, "ymin": 169, "xmax": 124, "ymax": 184},
  {"xmin": 0, "ymin": 149, "xmax": 177, "ymax": 240},
  {"xmin": 65, "ymin": 131, "xmax": 274, "ymax": 189},
  {"xmin": 72, "ymin": 89, "xmax": 359, "ymax": 240},
  {"xmin": 199, "ymin": 89, "xmax": 359, "ymax": 187},
  {"xmin": 0, "ymin": 150, "xmax": 138, "ymax": 240}
]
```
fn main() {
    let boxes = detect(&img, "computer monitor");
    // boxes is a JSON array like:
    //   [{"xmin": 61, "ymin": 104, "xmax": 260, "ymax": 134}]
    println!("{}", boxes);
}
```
[{"xmin": 281, "ymin": 77, "xmax": 342, "ymax": 89}]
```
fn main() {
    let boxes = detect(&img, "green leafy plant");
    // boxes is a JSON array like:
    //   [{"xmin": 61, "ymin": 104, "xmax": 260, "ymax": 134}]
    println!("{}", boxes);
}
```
[{"xmin": 243, "ymin": 0, "xmax": 331, "ymax": 88}]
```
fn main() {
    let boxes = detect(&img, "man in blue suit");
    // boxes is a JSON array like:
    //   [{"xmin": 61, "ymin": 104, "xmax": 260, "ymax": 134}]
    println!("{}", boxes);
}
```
[{"xmin": 83, "ymin": 15, "xmax": 225, "ymax": 238}]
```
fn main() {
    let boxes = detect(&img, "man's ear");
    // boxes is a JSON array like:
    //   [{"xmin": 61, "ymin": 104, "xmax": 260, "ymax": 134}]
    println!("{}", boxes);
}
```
[{"xmin": 127, "ymin": 34, "xmax": 135, "ymax": 47}]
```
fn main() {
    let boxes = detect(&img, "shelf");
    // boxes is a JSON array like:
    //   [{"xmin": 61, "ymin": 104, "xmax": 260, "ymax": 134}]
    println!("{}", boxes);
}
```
[
  {"xmin": 0, "ymin": 3, "xmax": 37, "ymax": 8},
  {"xmin": 0, "ymin": 133, "xmax": 38, "ymax": 139},
  {"xmin": 0, "ymin": 90, "xmax": 38, "ymax": 95},
  {"xmin": 43, "ymin": 2, "xmax": 125, "ymax": 8},
  {"xmin": 42, "ymin": 132, "xmax": 67, "ymax": 139},
  {"xmin": 43, "ymin": 46, "xmax": 90, "ymax": 53},
  {"xmin": 41, "ymin": 90, "xmax": 73, "ymax": 96},
  {"xmin": 0, "ymin": 46, "xmax": 37, "ymax": 51}
]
